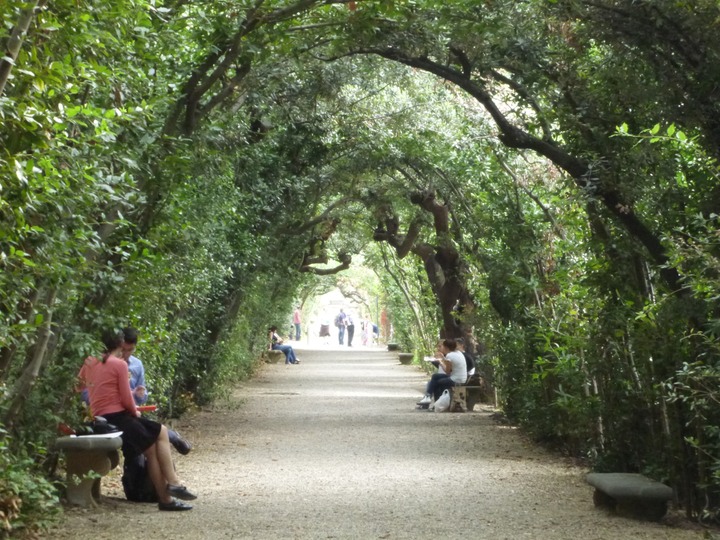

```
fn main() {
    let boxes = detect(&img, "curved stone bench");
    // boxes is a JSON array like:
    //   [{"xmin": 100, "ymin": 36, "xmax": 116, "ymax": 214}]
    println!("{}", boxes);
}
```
[
  {"xmin": 586, "ymin": 472, "xmax": 673, "ymax": 521},
  {"xmin": 56, "ymin": 434, "xmax": 123, "ymax": 506}
]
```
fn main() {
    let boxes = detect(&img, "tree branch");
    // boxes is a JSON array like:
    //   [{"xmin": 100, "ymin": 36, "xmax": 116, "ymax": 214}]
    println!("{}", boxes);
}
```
[
  {"xmin": 349, "ymin": 46, "xmax": 681, "ymax": 291},
  {"xmin": 300, "ymin": 252, "xmax": 352, "ymax": 274}
]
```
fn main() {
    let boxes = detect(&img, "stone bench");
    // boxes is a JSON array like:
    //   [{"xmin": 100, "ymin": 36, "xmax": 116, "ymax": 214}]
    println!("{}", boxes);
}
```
[
  {"xmin": 449, "ymin": 375, "xmax": 488, "ymax": 412},
  {"xmin": 398, "ymin": 353, "xmax": 413, "ymax": 365},
  {"xmin": 264, "ymin": 350, "xmax": 285, "ymax": 364},
  {"xmin": 586, "ymin": 472, "xmax": 673, "ymax": 521},
  {"xmin": 55, "ymin": 434, "xmax": 123, "ymax": 506}
]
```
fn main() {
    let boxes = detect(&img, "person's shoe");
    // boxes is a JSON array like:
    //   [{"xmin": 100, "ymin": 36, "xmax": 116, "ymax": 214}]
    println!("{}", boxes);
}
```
[
  {"xmin": 167, "ymin": 484, "xmax": 197, "ymax": 501},
  {"xmin": 417, "ymin": 394, "xmax": 432, "ymax": 405},
  {"xmin": 171, "ymin": 435, "xmax": 192, "ymax": 455},
  {"xmin": 158, "ymin": 498, "xmax": 193, "ymax": 511}
]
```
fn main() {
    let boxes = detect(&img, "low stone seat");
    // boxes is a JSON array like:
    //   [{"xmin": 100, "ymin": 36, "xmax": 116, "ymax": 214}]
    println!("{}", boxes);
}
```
[
  {"xmin": 56, "ymin": 435, "xmax": 122, "ymax": 506},
  {"xmin": 398, "ymin": 353, "xmax": 413, "ymax": 365},
  {"xmin": 265, "ymin": 350, "xmax": 284, "ymax": 364},
  {"xmin": 586, "ymin": 472, "xmax": 673, "ymax": 521},
  {"xmin": 449, "ymin": 375, "xmax": 488, "ymax": 412}
]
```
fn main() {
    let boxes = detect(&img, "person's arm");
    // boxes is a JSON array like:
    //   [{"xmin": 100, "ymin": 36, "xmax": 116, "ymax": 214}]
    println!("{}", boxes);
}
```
[
  {"xmin": 131, "ymin": 359, "xmax": 149, "ymax": 405},
  {"xmin": 438, "ymin": 355, "xmax": 453, "ymax": 374}
]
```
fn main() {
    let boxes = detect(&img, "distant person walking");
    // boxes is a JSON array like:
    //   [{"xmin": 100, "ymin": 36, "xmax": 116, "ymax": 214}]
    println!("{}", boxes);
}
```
[
  {"xmin": 319, "ymin": 316, "xmax": 331, "ymax": 345},
  {"xmin": 293, "ymin": 306, "xmax": 302, "ymax": 341},
  {"xmin": 361, "ymin": 318, "xmax": 372, "ymax": 346},
  {"xmin": 346, "ymin": 314, "xmax": 355, "ymax": 347},
  {"xmin": 335, "ymin": 309, "xmax": 347, "ymax": 345}
]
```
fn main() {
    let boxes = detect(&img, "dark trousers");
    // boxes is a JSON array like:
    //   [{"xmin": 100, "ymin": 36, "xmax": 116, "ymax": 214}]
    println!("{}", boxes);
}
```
[
  {"xmin": 347, "ymin": 325, "xmax": 355, "ymax": 346},
  {"xmin": 426, "ymin": 373, "xmax": 456, "ymax": 400}
]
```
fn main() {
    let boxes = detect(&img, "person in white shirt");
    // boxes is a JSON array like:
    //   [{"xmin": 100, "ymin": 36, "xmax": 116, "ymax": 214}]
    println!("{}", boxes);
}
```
[{"xmin": 417, "ymin": 338, "xmax": 467, "ymax": 406}]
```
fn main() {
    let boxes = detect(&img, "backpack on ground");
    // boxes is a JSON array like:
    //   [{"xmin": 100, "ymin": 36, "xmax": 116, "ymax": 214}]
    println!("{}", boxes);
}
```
[{"xmin": 122, "ymin": 453, "xmax": 158, "ymax": 502}]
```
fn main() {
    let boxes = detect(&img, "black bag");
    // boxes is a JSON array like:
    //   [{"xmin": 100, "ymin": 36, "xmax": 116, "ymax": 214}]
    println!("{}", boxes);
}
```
[
  {"xmin": 90, "ymin": 416, "xmax": 119, "ymax": 435},
  {"xmin": 122, "ymin": 454, "xmax": 158, "ymax": 502}
]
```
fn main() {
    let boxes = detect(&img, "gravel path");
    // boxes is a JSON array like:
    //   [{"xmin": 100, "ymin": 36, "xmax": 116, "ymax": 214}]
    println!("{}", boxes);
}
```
[{"xmin": 45, "ymin": 346, "xmax": 706, "ymax": 539}]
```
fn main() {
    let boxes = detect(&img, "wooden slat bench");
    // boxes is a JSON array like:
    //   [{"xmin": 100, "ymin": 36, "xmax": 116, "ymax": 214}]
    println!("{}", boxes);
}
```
[{"xmin": 586, "ymin": 472, "xmax": 673, "ymax": 521}]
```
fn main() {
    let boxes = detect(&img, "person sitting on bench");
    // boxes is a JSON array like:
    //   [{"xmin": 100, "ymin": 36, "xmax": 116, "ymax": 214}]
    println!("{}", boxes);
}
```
[
  {"xmin": 269, "ymin": 326, "xmax": 300, "ymax": 364},
  {"xmin": 77, "ymin": 329, "xmax": 197, "ymax": 511},
  {"xmin": 120, "ymin": 327, "xmax": 192, "ymax": 455},
  {"xmin": 455, "ymin": 337, "xmax": 476, "ymax": 378},
  {"xmin": 417, "ymin": 338, "xmax": 467, "ymax": 406}
]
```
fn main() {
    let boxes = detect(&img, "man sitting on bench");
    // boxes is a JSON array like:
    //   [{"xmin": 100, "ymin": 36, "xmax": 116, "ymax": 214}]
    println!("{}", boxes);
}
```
[{"xmin": 120, "ymin": 328, "xmax": 192, "ymax": 455}]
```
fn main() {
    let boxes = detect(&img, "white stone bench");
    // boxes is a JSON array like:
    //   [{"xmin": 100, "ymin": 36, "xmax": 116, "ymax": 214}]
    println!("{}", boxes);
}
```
[
  {"xmin": 55, "ymin": 434, "xmax": 122, "ymax": 506},
  {"xmin": 586, "ymin": 472, "xmax": 673, "ymax": 521}
]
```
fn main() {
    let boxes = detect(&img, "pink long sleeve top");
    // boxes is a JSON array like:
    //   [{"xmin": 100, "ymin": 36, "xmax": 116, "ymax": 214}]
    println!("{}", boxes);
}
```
[{"xmin": 77, "ymin": 354, "xmax": 138, "ymax": 417}]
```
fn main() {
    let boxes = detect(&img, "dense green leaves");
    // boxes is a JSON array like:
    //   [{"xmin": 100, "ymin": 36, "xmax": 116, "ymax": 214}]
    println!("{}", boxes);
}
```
[{"xmin": 2, "ymin": 0, "xmax": 720, "ymax": 530}]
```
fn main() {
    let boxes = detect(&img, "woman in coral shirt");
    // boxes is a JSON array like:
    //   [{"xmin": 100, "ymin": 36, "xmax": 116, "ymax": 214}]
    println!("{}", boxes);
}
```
[{"xmin": 78, "ymin": 330, "xmax": 197, "ymax": 511}]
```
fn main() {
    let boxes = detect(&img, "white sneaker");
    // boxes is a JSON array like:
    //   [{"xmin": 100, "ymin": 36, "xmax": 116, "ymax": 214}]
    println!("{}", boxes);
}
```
[{"xmin": 417, "ymin": 394, "xmax": 432, "ymax": 405}]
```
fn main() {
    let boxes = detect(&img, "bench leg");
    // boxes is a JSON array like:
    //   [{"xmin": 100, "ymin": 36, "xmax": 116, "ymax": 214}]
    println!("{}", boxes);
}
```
[
  {"xmin": 593, "ymin": 489, "xmax": 616, "ymax": 509},
  {"xmin": 64, "ymin": 449, "xmax": 118, "ymax": 506},
  {"xmin": 450, "ymin": 387, "xmax": 467, "ymax": 413}
]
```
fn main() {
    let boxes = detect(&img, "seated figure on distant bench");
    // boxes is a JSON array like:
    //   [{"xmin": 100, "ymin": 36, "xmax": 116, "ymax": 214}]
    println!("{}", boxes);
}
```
[
  {"xmin": 269, "ymin": 325, "xmax": 300, "ymax": 365},
  {"xmin": 417, "ymin": 338, "xmax": 467, "ymax": 407}
]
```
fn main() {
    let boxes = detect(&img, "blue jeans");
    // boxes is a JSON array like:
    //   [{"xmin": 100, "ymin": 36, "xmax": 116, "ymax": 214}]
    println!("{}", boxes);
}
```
[
  {"xmin": 338, "ymin": 325, "xmax": 345, "ymax": 345},
  {"xmin": 294, "ymin": 323, "xmax": 301, "ymax": 341},
  {"xmin": 426, "ymin": 373, "xmax": 456, "ymax": 400},
  {"xmin": 272, "ymin": 343, "xmax": 297, "ymax": 364}
]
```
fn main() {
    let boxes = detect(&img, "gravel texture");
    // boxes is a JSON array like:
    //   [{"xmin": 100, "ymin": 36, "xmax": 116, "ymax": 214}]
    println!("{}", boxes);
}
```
[{"xmin": 45, "ymin": 346, "xmax": 708, "ymax": 539}]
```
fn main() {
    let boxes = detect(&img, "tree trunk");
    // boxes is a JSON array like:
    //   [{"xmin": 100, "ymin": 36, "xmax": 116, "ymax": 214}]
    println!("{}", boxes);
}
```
[
  {"xmin": 374, "ymin": 190, "xmax": 475, "ymax": 340},
  {"xmin": 2, "ymin": 288, "xmax": 57, "ymax": 429},
  {"xmin": 0, "ymin": 288, "xmax": 41, "ymax": 379},
  {"xmin": 0, "ymin": 0, "xmax": 41, "ymax": 98}
]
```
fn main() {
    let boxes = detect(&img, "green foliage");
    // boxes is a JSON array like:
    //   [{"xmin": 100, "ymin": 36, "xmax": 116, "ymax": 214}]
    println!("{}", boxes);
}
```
[
  {"xmin": 2, "ymin": 0, "xmax": 720, "ymax": 527},
  {"xmin": 0, "ymin": 426, "xmax": 60, "ymax": 536}
]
